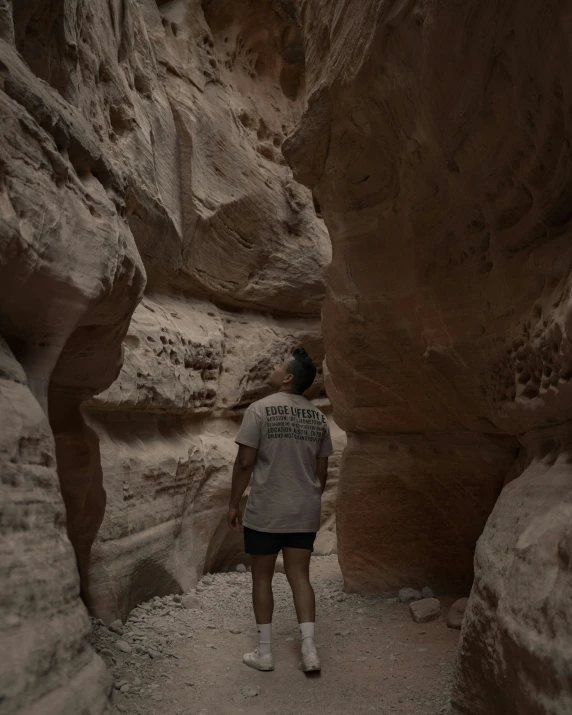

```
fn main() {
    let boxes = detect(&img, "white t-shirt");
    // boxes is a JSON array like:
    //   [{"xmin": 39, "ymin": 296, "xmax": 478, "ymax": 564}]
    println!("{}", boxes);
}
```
[{"xmin": 235, "ymin": 392, "xmax": 334, "ymax": 533}]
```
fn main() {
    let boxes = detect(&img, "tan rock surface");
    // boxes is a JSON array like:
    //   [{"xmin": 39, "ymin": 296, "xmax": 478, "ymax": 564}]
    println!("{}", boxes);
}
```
[
  {"xmin": 0, "ymin": 339, "xmax": 112, "ymax": 715},
  {"xmin": 410, "ymin": 598, "xmax": 442, "ymax": 624},
  {"xmin": 451, "ymin": 428, "xmax": 572, "ymax": 714},
  {"xmin": 337, "ymin": 433, "xmax": 514, "ymax": 594},
  {"xmin": 285, "ymin": 0, "xmax": 572, "ymax": 436},
  {"xmin": 286, "ymin": 0, "xmax": 572, "ymax": 710},
  {"xmin": 447, "ymin": 598, "xmax": 469, "ymax": 631},
  {"xmin": 86, "ymin": 397, "xmax": 345, "ymax": 623},
  {"xmin": 76, "ymin": 0, "xmax": 333, "ymax": 624},
  {"xmin": 1, "ymin": 0, "xmax": 333, "ymax": 710},
  {"xmin": 1, "ymin": 4, "xmax": 145, "ymax": 711}
]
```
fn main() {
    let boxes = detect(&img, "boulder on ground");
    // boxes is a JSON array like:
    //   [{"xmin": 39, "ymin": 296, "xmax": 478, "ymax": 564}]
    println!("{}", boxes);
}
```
[
  {"xmin": 314, "ymin": 529, "xmax": 337, "ymax": 556},
  {"xmin": 410, "ymin": 598, "xmax": 441, "ymax": 623},
  {"xmin": 399, "ymin": 588, "xmax": 422, "ymax": 604},
  {"xmin": 447, "ymin": 598, "xmax": 469, "ymax": 630}
]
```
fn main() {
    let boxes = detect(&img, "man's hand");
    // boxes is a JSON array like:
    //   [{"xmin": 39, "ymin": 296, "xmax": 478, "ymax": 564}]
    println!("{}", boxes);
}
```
[
  {"xmin": 228, "ymin": 506, "xmax": 242, "ymax": 531},
  {"xmin": 316, "ymin": 456, "xmax": 329, "ymax": 494},
  {"xmin": 228, "ymin": 445, "xmax": 257, "ymax": 529}
]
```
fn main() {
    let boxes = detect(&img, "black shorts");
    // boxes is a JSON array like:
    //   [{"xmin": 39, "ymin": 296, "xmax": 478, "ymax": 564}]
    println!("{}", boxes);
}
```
[{"xmin": 244, "ymin": 527, "xmax": 316, "ymax": 555}]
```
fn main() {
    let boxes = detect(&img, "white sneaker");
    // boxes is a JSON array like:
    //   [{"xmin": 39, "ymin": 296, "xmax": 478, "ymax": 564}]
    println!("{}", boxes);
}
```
[
  {"xmin": 242, "ymin": 649, "xmax": 274, "ymax": 671},
  {"xmin": 300, "ymin": 650, "xmax": 321, "ymax": 673}
]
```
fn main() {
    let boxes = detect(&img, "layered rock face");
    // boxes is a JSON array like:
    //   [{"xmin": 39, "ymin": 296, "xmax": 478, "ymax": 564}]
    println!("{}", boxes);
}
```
[
  {"xmin": 0, "ymin": 343, "xmax": 113, "ymax": 715},
  {"xmin": 77, "ymin": 0, "xmax": 336, "ymax": 624},
  {"xmin": 1, "ymin": 0, "xmax": 335, "ymax": 711},
  {"xmin": 85, "ymin": 304, "xmax": 342, "ymax": 623},
  {"xmin": 286, "ymin": 0, "xmax": 572, "ymax": 711},
  {"xmin": 1, "ymin": 2, "xmax": 144, "ymax": 710},
  {"xmin": 452, "ymin": 426, "xmax": 572, "ymax": 714}
]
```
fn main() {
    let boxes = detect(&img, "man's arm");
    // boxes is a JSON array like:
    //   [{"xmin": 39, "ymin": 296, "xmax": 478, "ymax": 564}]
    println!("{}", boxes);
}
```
[
  {"xmin": 228, "ymin": 444, "xmax": 258, "ymax": 531},
  {"xmin": 316, "ymin": 456, "xmax": 329, "ymax": 494}
]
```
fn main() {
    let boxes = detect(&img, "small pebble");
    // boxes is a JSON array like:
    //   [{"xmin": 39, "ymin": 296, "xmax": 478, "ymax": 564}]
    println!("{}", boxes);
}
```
[
  {"xmin": 398, "ymin": 588, "xmax": 422, "ymax": 604},
  {"xmin": 241, "ymin": 685, "xmax": 259, "ymax": 698},
  {"xmin": 182, "ymin": 594, "xmax": 201, "ymax": 610},
  {"xmin": 108, "ymin": 619, "xmax": 124, "ymax": 635}
]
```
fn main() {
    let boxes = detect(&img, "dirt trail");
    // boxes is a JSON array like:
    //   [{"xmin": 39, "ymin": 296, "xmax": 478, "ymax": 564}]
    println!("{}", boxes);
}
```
[{"xmin": 92, "ymin": 557, "xmax": 459, "ymax": 715}]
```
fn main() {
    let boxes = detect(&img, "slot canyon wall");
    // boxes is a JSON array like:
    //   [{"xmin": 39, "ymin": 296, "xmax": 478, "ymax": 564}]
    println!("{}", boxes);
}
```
[
  {"xmin": 0, "ymin": 0, "xmax": 342, "ymax": 712},
  {"xmin": 285, "ymin": 0, "xmax": 572, "ymax": 713}
]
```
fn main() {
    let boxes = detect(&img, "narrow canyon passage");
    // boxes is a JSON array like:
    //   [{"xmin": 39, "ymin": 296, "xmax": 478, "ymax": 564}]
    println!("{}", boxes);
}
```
[
  {"xmin": 3, "ymin": 0, "xmax": 572, "ymax": 713},
  {"xmin": 92, "ymin": 558, "xmax": 458, "ymax": 715}
]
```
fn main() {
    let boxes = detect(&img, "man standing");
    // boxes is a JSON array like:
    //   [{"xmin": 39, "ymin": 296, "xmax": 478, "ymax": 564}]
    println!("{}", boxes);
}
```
[{"xmin": 228, "ymin": 348, "xmax": 333, "ymax": 673}]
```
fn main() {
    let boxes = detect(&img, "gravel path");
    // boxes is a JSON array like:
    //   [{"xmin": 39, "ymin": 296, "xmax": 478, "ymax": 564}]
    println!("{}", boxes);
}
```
[{"xmin": 92, "ymin": 556, "xmax": 458, "ymax": 715}]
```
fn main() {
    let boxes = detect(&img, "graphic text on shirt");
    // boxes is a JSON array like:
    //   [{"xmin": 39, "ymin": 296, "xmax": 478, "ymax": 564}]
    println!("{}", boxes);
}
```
[{"xmin": 264, "ymin": 405, "xmax": 326, "ymax": 443}]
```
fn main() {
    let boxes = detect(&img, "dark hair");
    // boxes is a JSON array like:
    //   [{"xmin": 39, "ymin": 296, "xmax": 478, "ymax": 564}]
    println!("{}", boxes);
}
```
[{"xmin": 287, "ymin": 348, "xmax": 317, "ymax": 394}]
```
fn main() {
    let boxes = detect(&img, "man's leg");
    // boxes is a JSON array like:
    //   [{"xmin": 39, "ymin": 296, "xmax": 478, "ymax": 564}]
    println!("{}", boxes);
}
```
[
  {"xmin": 282, "ymin": 547, "xmax": 315, "ymax": 622},
  {"xmin": 243, "ymin": 553, "xmax": 278, "ymax": 671},
  {"xmin": 283, "ymin": 547, "xmax": 320, "ymax": 672},
  {"xmin": 251, "ymin": 553, "xmax": 278, "ymax": 624}
]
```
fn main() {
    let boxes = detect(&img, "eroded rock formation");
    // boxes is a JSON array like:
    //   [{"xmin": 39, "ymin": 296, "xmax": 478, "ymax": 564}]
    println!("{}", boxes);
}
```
[
  {"xmin": 85, "ymin": 302, "xmax": 343, "ymax": 623},
  {"xmin": 0, "ymin": 339, "xmax": 112, "ymax": 714},
  {"xmin": 286, "ymin": 0, "xmax": 572, "ymax": 711},
  {"xmin": 1, "ymin": 0, "xmax": 338, "ymax": 711}
]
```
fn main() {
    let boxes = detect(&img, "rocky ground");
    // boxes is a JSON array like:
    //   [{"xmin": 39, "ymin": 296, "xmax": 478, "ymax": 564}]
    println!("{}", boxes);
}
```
[{"xmin": 91, "ymin": 557, "xmax": 459, "ymax": 715}]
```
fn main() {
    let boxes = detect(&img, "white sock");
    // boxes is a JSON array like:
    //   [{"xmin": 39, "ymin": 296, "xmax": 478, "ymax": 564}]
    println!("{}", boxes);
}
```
[
  {"xmin": 257, "ymin": 623, "xmax": 272, "ymax": 656},
  {"xmin": 300, "ymin": 622, "xmax": 316, "ymax": 655}
]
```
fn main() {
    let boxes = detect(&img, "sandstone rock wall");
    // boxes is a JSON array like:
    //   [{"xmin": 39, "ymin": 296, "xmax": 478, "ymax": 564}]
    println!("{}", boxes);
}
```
[
  {"xmin": 286, "ymin": 0, "xmax": 572, "ymax": 711},
  {"xmin": 85, "ymin": 300, "xmax": 343, "ymax": 624},
  {"xmin": 451, "ymin": 425, "xmax": 572, "ymax": 715},
  {"xmin": 0, "ymin": 339, "xmax": 112, "ymax": 714},
  {"xmin": 77, "ymin": 0, "xmax": 336, "ymax": 624},
  {"xmin": 1, "ymin": 2, "xmax": 145, "ymax": 710},
  {"xmin": 1, "ymin": 0, "xmax": 335, "ymax": 711}
]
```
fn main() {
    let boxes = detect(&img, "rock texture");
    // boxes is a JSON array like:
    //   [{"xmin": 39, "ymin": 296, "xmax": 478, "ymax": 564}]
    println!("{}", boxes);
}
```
[
  {"xmin": 447, "ymin": 598, "xmax": 469, "ymax": 631},
  {"xmin": 409, "ymin": 598, "xmax": 441, "ymax": 625},
  {"xmin": 86, "ymin": 384, "xmax": 343, "ymax": 622},
  {"xmin": 75, "ymin": 0, "xmax": 337, "ymax": 623},
  {"xmin": 336, "ymin": 433, "xmax": 514, "ymax": 594},
  {"xmin": 1, "ymin": 2, "xmax": 144, "ymax": 709},
  {"xmin": 0, "ymin": 339, "xmax": 112, "ymax": 714},
  {"xmin": 451, "ymin": 428, "xmax": 572, "ymax": 714},
  {"xmin": 285, "ymin": 0, "xmax": 572, "ymax": 711},
  {"xmin": 1, "ymin": 0, "xmax": 335, "ymax": 711}
]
